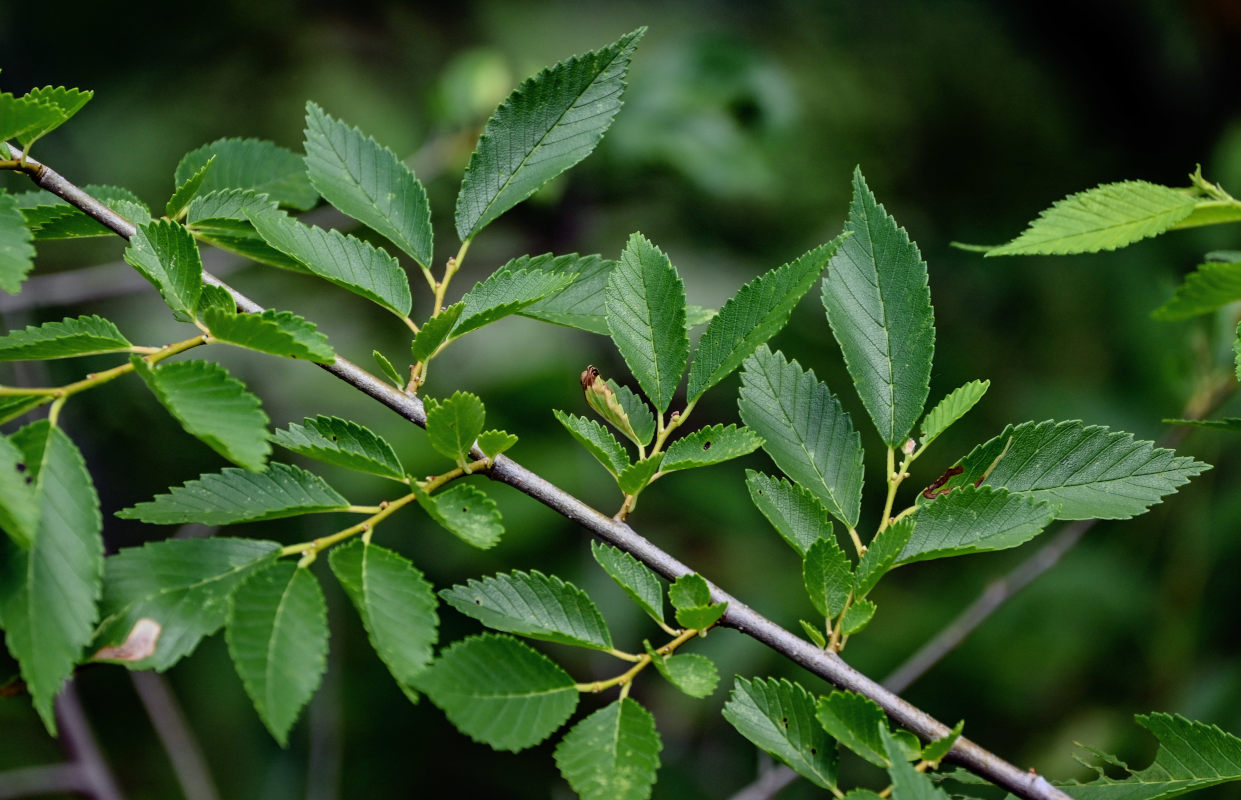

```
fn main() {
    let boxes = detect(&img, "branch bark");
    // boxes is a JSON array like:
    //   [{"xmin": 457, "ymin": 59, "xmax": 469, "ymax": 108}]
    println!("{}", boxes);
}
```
[{"xmin": 9, "ymin": 153, "xmax": 1072, "ymax": 800}]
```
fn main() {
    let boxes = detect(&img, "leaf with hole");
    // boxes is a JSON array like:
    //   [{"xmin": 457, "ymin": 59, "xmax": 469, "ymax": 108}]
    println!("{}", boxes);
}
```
[
  {"xmin": 455, "ymin": 29, "xmax": 643, "ymax": 240},
  {"xmin": 115, "ymin": 463, "xmax": 349, "ymax": 525},
  {"xmin": 823, "ymin": 167, "xmax": 934, "ymax": 448},
  {"xmin": 0, "ymin": 315, "xmax": 132, "ymax": 361},
  {"xmin": 272, "ymin": 416, "xmax": 404, "ymax": 480},
  {"xmin": 739, "ymin": 347, "xmax": 864, "ymax": 527},
  {"xmin": 330, "ymin": 540, "xmax": 438, "ymax": 691},
  {"xmin": 722, "ymin": 677, "xmax": 839, "ymax": 791},
  {"xmin": 131, "ymin": 358, "xmax": 271, "ymax": 471},
  {"xmin": 304, "ymin": 101, "xmax": 433, "ymax": 266},
  {"xmin": 440, "ymin": 570, "xmax": 612, "ymax": 650},
  {"xmin": 226, "ymin": 563, "xmax": 328, "ymax": 745},
  {"xmin": 555, "ymin": 698, "xmax": 662, "ymax": 800},
  {"xmin": 416, "ymin": 633, "xmax": 578, "ymax": 752},
  {"xmin": 661, "ymin": 424, "xmax": 762, "ymax": 472},
  {"xmin": 93, "ymin": 538, "xmax": 280, "ymax": 672}
]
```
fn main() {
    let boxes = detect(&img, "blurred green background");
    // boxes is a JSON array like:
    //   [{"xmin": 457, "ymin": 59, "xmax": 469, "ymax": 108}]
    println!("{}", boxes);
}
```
[{"xmin": 3, "ymin": 1, "xmax": 1241, "ymax": 797}]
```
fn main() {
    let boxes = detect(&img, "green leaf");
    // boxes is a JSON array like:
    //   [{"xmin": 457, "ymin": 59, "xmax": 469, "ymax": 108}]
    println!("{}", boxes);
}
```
[
  {"xmin": 477, "ymin": 430, "xmax": 518, "ymax": 459},
  {"xmin": 921, "ymin": 720, "xmax": 964, "ymax": 766},
  {"xmin": 452, "ymin": 269, "xmax": 574, "ymax": 338},
  {"xmin": 988, "ymin": 181, "xmax": 1199, "ymax": 256},
  {"xmin": 440, "ymin": 570, "xmax": 612, "ymax": 650},
  {"xmin": 93, "ymin": 538, "xmax": 280, "ymax": 671},
  {"xmin": 416, "ymin": 633, "xmax": 578, "ymax": 752},
  {"xmin": 304, "ymin": 101, "xmax": 433, "ymax": 266},
  {"xmin": 617, "ymin": 454, "xmax": 663, "ymax": 495},
  {"xmin": 823, "ymin": 167, "xmax": 934, "ymax": 447},
  {"xmin": 0, "ymin": 435, "xmax": 39, "ymax": 548},
  {"xmin": 555, "ymin": 698, "xmax": 662, "ymax": 800},
  {"xmin": 0, "ymin": 422, "xmax": 102, "ymax": 733},
  {"xmin": 722, "ymin": 677, "xmax": 839, "ymax": 791},
  {"xmin": 410, "ymin": 303, "xmax": 464, "ymax": 363},
  {"xmin": 425, "ymin": 391, "xmax": 485, "ymax": 467},
  {"xmin": 273, "ymin": 416, "xmax": 404, "ymax": 481},
  {"xmin": 590, "ymin": 541, "xmax": 665, "ymax": 626},
  {"xmin": 248, "ymin": 208, "xmax": 411, "ymax": 317},
  {"xmin": 115, "ymin": 463, "xmax": 348, "ymax": 524},
  {"xmin": 669, "ymin": 573, "xmax": 726, "ymax": 630},
  {"xmin": 195, "ymin": 284, "xmax": 236, "ymax": 318},
  {"xmin": 688, "ymin": 236, "xmax": 846, "ymax": 401},
  {"xmin": 185, "ymin": 189, "xmax": 303, "ymax": 271},
  {"xmin": 744, "ymin": 470, "xmax": 835, "ymax": 557},
  {"xmin": 0, "ymin": 189, "xmax": 35, "ymax": 293},
  {"xmin": 840, "ymin": 599, "xmax": 876, "ymax": 635},
  {"xmin": 942, "ymin": 420, "xmax": 1210, "ymax": 520},
  {"xmin": 854, "ymin": 518, "xmax": 914, "ymax": 597},
  {"xmin": 555, "ymin": 410, "xmax": 631, "ymax": 477},
  {"xmin": 454, "ymin": 29, "xmax": 643, "ymax": 240},
  {"xmin": 1151, "ymin": 261, "xmax": 1241, "ymax": 320},
  {"xmin": 132, "ymin": 358, "xmax": 271, "ymax": 471},
  {"xmin": 123, "ymin": 220, "xmax": 203, "ymax": 321},
  {"xmin": 803, "ymin": 538, "xmax": 853, "ymax": 618},
  {"xmin": 415, "ymin": 482, "xmax": 504, "ymax": 549},
  {"xmin": 226, "ymin": 563, "xmax": 328, "ymax": 746},
  {"xmin": 0, "ymin": 92, "xmax": 66, "ymax": 146},
  {"xmin": 517, "ymin": 254, "xmax": 617, "ymax": 334},
  {"xmin": 800, "ymin": 620, "xmax": 827, "ymax": 648},
  {"xmin": 0, "ymin": 315, "xmax": 132, "ymax": 361},
  {"xmin": 176, "ymin": 138, "xmax": 317, "ymax": 211},
  {"xmin": 1067, "ymin": 713, "xmax": 1241, "ymax": 800},
  {"xmin": 204, "ymin": 308, "xmax": 334, "ymax": 363},
  {"xmin": 739, "ymin": 347, "xmax": 865, "ymax": 527},
  {"xmin": 606, "ymin": 233, "xmax": 689, "ymax": 414},
  {"xmin": 372, "ymin": 349, "xmax": 404, "ymax": 388},
  {"xmin": 329, "ymin": 540, "xmax": 438, "ymax": 689},
  {"xmin": 643, "ymin": 640, "xmax": 718, "ymax": 698},
  {"xmin": 1164, "ymin": 418, "xmax": 1241, "ymax": 433},
  {"xmin": 815, "ymin": 690, "xmax": 909, "ymax": 767},
  {"xmin": 882, "ymin": 728, "xmax": 951, "ymax": 800},
  {"xmin": 0, "ymin": 394, "xmax": 51, "ymax": 426},
  {"xmin": 166, "ymin": 155, "xmax": 215, "ymax": 219},
  {"xmin": 16, "ymin": 185, "xmax": 149, "ymax": 241},
  {"xmin": 661, "ymin": 424, "xmax": 762, "ymax": 472},
  {"xmin": 900, "ymin": 486, "xmax": 1055, "ymax": 564},
  {"xmin": 919, "ymin": 379, "xmax": 989, "ymax": 450}
]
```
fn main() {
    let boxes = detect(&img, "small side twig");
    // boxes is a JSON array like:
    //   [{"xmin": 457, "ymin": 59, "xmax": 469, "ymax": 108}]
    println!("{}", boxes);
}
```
[{"xmin": 129, "ymin": 672, "xmax": 219, "ymax": 800}]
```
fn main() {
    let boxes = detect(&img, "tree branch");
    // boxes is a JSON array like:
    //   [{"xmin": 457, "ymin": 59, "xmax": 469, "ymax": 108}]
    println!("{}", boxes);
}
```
[{"xmin": 9, "ymin": 153, "xmax": 1072, "ymax": 800}]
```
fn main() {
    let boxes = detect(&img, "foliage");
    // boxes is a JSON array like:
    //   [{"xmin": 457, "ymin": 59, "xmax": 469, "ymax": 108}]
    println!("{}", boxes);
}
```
[{"xmin": 0, "ymin": 28, "xmax": 1237, "ymax": 800}]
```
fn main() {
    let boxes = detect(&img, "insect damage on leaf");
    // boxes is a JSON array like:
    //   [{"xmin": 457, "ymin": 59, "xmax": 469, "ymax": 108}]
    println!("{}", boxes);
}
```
[
  {"xmin": 93, "ymin": 618, "xmax": 161, "ymax": 662},
  {"xmin": 581, "ymin": 364, "xmax": 643, "ymax": 445}
]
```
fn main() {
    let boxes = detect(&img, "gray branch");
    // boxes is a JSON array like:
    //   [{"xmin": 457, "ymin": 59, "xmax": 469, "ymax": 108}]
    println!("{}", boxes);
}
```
[{"xmin": 9, "ymin": 152, "xmax": 1072, "ymax": 800}]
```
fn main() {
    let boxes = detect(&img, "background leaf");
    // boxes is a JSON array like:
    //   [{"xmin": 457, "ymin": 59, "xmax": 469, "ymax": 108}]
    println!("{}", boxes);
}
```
[
  {"xmin": 115, "ymin": 463, "xmax": 349, "ymax": 524},
  {"xmin": 94, "ymin": 538, "xmax": 280, "ymax": 671},
  {"xmin": 416, "ymin": 633, "xmax": 578, "ymax": 752},
  {"xmin": 554, "ymin": 698, "xmax": 662, "ymax": 800},
  {"xmin": 0, "ymin": 189, "xmax": 36, "ymax": 293},
  {"xmin": 745, "ymin": 470, "xmax": 836, "ymax": 557},
  {"xmin": 185, "ymin": 189, "xmax": 302, "ymax": 271},
  {"xmin": 1150, "ymin": 261, "xmax": 1241, "ymax": 320},
  {"xmin": 0, "ymin": 435, "xmax": 39, "ymax": 548},
  {"xmin": 205, "ymin": 308, "xmax": 334, "ymax": 363},
  {"xmin": 822, "ymin": 167, "xmax": 934, "ymax": 447},
  {"xmin": 941, "ymin": 420, "xmax": 1210, "ymax": 520},
  {"xmin": 688, "ymin": 236, "xmax": 845, "ymax": 401},
  {"xmin": 304, "ymin": 101, "xmax": 433, "ymax": 266},
  {"xmin": 132, "ymin": 358, "xmax": 271, "ymax": 471},
  {"xmin": 988, "ymin": 180, "xmax": 1198, "ymax": 256},
  {"xmin": 0, "ymin": 315, "xmax": 131, "ymax": 361},
  {"xmin": 722, "ymin": 677, "xmax": 839, "ymax": 790},
  {"xmin": 591, "ymin": 541, "xmax": 665, "ymax": 625},
  {"xmin": 919, "ymin": 379, "xmax": 989, "ymax": 449},
  {"xmin": 739, "ymin": 347, "xmax": 864, "ymax": 527},
  {"xmin": 176, "ymin": 138, "xmax": 318, "ymax": 210},
  {"xmin": 16, "ymin": 185, "xmax": 150, "ymax": 241},
  {"xmin": 226, "ymin": 563, "xmax": 328, "ymax": 745},
  {"xmin": 454, "ymin": 29, "xmax": 643, "ymax": 240},
  {"xmin": 661, "ymin": 424, "xmax": 762, "ymax": 472},
  {"xmin": 517, "ymin": 254, "xmax": 616, "ymax": 334},
  {"xmin": 0, "ymin": 423, "xmax": 102, "ymax": 733},
  {"xmin": 272, "ymin": 416, "xmax": 404, "ymax": 480},
  {"xmin": 330, "ymin": 540, "xmax": 438, "ymax": 690},
  {"xmin": 441, "ymin": 570, "xmax": 612, "ymax": 650},
  {"xmin": 899, "ymin": 486, "xmax": 1055, "ymax": 564},
  {"xmin": 606, "ymin": 233, "xmax": 690, "ymax": 413},
  {"xmin": 122, "ymin": 219, "xmax": 203, "ymax": 320}
]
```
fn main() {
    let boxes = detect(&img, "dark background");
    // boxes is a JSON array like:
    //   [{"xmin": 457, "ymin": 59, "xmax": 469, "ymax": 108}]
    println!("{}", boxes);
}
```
[{"xmin": 3, "ymin": 1, "xmax": 1241, "ymax": 797}]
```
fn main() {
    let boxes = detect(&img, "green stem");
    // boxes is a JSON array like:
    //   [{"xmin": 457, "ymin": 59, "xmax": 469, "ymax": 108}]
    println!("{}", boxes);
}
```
[
  {"xmin": 0, "ymin": 335, "xmax": 208, "ymax": 399},
  {"xmin": 432, "ymin": 238, "xmax": 472, "ymax": 314},
  {"xmin": 573, "ymin": 625, "xmax": 705, "ymax": 693},
  {"xmin": 280, "ymin": 493, "xmax": 417, "ymax": 558}
]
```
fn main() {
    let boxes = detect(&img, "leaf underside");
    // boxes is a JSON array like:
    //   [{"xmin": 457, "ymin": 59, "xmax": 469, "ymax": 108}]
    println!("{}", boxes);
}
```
[{"xmin": 722, "ymin": 677, "xmax": 839, "ymax": 790}]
